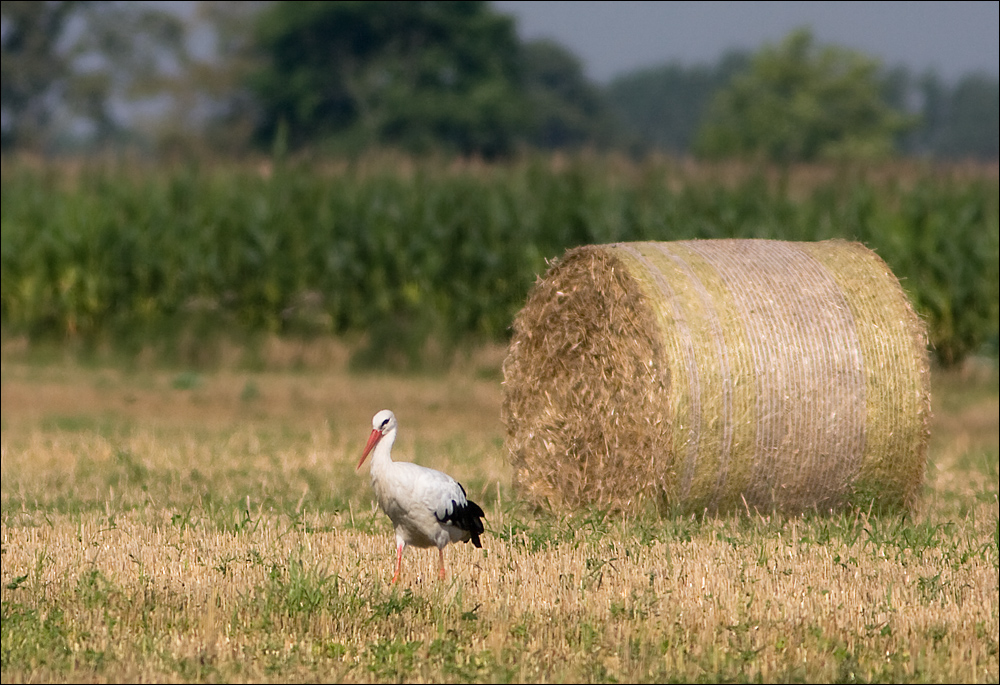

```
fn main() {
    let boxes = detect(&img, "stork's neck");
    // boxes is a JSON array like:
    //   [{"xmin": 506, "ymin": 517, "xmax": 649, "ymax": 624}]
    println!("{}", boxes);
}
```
[{"xmin": 370, "ymin": 427, "xmax": 397, "ymax": 476}]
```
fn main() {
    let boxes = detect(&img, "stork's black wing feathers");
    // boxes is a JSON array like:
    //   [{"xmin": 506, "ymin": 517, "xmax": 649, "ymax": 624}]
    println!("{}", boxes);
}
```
[{"xmin": 435, "ymin": 482, "xmax": 486, "ymax": 548}]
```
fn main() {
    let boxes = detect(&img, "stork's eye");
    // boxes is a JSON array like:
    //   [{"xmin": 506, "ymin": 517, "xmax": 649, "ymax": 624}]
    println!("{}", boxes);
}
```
[{"xmin": 380, "ymin": 418, "xmax": 390, "ymax": 429}]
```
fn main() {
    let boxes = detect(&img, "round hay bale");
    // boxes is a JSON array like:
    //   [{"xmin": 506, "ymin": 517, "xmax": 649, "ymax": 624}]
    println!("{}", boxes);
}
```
[{"xmin": 502, "ymin": 239, "xmax": 931, "ymax": 515}]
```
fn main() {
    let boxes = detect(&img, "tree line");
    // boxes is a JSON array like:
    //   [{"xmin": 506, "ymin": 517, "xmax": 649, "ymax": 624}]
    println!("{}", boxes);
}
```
[{"xmin": 2, "ymin": 1, "xmax": 997, "ymax": 162}]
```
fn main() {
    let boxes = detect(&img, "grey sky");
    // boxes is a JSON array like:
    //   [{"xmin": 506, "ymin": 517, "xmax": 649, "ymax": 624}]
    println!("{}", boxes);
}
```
[{"xmin": 492, "ymin": 1, "xmax": 1000, "ymax": 83}]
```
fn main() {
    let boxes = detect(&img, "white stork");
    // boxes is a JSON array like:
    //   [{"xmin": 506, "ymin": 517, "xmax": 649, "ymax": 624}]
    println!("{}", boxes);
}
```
[{"xmin": 357, "ymin": 409, "xmax": 486, "ymax": 583}]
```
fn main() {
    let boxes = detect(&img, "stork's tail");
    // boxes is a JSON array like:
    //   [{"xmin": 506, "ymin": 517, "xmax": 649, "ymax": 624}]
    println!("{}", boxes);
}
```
[{"xmin": 457, "ymin": 499, "xmax": 486, "ymax": 548}]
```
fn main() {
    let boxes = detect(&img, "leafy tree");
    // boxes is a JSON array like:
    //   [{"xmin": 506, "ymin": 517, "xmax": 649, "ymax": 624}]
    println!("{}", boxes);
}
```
[
  {"xmin": 606, "ymin": 51, "xmax": 748, "ymax": 155},
  {"xmin": 1, "ymin": 1, "xmax": 77, "ymax": 149},
  {"xmin": 519, "ymin": 39, "xmax": 619, "ymax": 150},
  {"xmin": 884, "ymin": 68, "xmax": 999, "ymax": 161},
  {"xmin": 935, "ymin": 73, "xmax": 999, "ymax": 160},
  {"xmin": 249, "ymin": 0, "xmax": 528, "ymax": 157},
  {"xmin": 1, "ymin": 1, "xmax": 187, "ymax": 151},
  {"xmin": 148, "ymin": 1, "xmax": 266, "ymax": 156},
  {"xmin": 695, "ymin": 29, "xmax": 913, "ymax": 162}
]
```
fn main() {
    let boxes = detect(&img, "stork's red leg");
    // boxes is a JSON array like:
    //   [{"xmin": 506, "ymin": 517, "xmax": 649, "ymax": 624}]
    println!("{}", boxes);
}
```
[
  {"xmin": 438, "ymin": 547, "xmax": 446, "ymax": 580},
  {"xmin": 391, "ymin": 540, "xmax": 404, "ymax": 584}
]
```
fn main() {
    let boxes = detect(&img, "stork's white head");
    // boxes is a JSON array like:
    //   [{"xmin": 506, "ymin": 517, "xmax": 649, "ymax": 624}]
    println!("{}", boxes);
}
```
[
  {"xmin": 358, "ymin": 409, "xmax": 397, "ymax": 470},
  {"xmin": 371, "ymin": 409, "xmax": 396, "ymax": 432}
]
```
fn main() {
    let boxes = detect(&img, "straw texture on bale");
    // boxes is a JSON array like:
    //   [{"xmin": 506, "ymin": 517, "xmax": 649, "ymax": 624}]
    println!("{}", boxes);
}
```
[{"xmin": 502, "ymin": 239, "xmax": 931, "ymax": 514}]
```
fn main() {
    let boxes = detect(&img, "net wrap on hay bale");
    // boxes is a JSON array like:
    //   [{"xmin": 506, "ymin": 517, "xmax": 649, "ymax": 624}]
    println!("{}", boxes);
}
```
[{"xmin": 502, "ymin": 239, "xmax": 930, "ymax": 514}]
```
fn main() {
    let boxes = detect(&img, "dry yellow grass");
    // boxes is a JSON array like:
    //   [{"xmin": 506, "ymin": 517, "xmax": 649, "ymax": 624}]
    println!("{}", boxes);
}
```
[{"xmin": 1, "ymin": 344, "xmax": 997, "ymax": 682}]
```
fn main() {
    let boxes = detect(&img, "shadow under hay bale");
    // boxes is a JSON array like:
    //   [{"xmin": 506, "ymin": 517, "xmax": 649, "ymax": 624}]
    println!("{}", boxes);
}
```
[{"xmin": 502, "ymin": 240, "xmax": 931, "ymax": 515}]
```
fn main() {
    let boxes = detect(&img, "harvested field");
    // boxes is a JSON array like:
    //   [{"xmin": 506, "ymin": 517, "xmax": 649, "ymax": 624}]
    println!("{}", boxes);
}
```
[{"xmin": 1, "ymin": 345, "xmax": 997, "ymax": 683}]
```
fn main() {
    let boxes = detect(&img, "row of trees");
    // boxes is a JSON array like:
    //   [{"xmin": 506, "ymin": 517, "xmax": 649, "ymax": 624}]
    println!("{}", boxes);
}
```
[{"xmin": 2, "ymin": 1, "xmax": 997, "ymax": 161}]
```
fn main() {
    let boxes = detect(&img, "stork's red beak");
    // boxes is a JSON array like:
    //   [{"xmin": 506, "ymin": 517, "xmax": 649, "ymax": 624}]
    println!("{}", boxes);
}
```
[{"xmin": 358, "ymin": 428, "xmax": 382, "ymax": 470}]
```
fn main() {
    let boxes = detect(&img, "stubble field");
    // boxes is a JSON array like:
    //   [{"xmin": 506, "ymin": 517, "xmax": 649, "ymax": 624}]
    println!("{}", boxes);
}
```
[{"xmin": 1, "ymin": 339, "xmax": 997, "ymax": 682}]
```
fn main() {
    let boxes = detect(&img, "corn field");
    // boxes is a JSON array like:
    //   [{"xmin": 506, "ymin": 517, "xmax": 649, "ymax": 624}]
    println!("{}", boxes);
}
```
[{"xmin": 1, "ymin": 156, "xmax": 997, "ymax": 366}]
